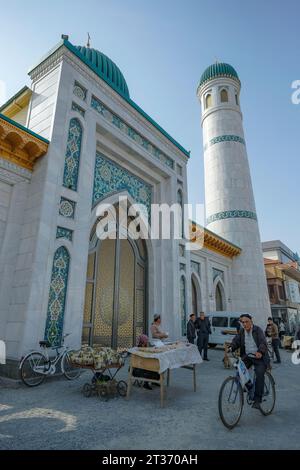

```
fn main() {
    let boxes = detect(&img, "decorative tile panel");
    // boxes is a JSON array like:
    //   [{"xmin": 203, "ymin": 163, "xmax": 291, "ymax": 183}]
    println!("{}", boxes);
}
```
[
  {"xmin": 63, "ymin": 118, "xmax": 82, "ymax": 191},
  {"xmin": 213, "ymin": 267, "xmax": 224, "ymax": 282},
  {"xmin": 207, "ymin": 210, "xmax": 257, "ymax": 225},
  {"xmin": 204, "ymin": 134, "xmax": 245, "ymax": 151},
  {"xmin": 191, "ymin": 261, "xmax": 201, "ymax": 278},
  {"xmin": 56, "ymin": 226, "xmax": 73, "ymax": 241},
  {"xmin": 93, "ymin": 152, "xmax": 152, "ymax": 219},
  {"xmin": 91, "ymin": 95, "xmax": 174, "ymax": 170},
  {"xmin": 59, "ymin": 197, "xmax": 76, "ymax": 219},
  {"xmin": 72, "ymin": 102, "xmax": 85, "ymax": 117},
  {"xmin": 73, "ymin": 81, "xmax": 87, "ymax": 101},
  {"xmin": 44, "ymin": 246, "xmax": 70, "ymax": 346}
]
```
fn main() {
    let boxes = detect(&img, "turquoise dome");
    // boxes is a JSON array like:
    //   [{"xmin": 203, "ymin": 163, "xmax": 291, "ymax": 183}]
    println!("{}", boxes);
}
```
[
  {"xmin": 198, "ymin": 63, "xmax": 240, "ymax": 89},
  {"xmin": 75, "ymin": 46, "xmax": 129, "ymax": 98}
]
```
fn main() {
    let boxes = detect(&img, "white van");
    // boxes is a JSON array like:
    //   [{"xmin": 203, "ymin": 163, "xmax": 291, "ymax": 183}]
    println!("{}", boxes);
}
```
[{"xmin": 206, "ymin": 311, "xmax": 246, "ymax": 347}]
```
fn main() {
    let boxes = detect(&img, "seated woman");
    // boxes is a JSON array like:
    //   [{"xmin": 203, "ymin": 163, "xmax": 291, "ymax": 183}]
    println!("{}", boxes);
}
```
[
  {"xmin": 150, "ymin": 314, "xmax": 168, "ymax": 344},
  {"xmin": 133, "ymin": 334, "xmax": 160, "ymax": 390}
]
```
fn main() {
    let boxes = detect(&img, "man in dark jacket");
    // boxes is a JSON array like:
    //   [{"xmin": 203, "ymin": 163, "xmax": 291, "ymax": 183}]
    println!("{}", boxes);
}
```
[
  {"xmin": 230, "ymin": 313, "xmax": 270, "ymax": 409},
  {"xmin": 187, "ymin": 313, "xmax": 196, "ymax": 344},
  {"xmin": 265, "ymin": 317, "xmax": 281, "ymax": 363},
  {"xmin": 195, "ymin": 311, "xmax": 211, "ymax": 360}
]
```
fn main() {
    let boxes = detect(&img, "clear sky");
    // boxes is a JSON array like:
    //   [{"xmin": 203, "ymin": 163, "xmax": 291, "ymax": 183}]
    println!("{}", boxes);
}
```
[{"xmin": 1, "ymin": 0, "xmax": 299, "ymax": 253}]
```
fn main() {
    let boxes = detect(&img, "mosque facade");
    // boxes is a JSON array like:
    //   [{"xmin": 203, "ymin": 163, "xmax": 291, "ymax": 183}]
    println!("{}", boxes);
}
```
[{"xmin": 0, "ymin": 37, "xmax": 269, "ymax": 376}]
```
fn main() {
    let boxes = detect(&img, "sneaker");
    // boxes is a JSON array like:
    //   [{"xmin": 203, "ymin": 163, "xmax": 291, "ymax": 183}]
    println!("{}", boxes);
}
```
[
  {"xmin": 273, "ymin": 361, "xmax": 281, "ymax": 364},
  {"xmin": 203, "ymin": 358, "xmax": 210, "ymax": 361}
]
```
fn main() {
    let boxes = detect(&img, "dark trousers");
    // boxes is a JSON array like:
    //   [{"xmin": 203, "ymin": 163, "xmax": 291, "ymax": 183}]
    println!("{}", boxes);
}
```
[
  {"xmin": 243, "ymin": 356, "xmax": 266, "ymax": 402},
  {"xmin": 197, "ymin": 333, "xmax": 209, "ymax": 359},
  {"xmin": 187, "ymin": 336, "xmax": 195, "ymax": 344},
  {"xmin": 272, "ymin": 338, "xmax": 281, "ymax": 362}
]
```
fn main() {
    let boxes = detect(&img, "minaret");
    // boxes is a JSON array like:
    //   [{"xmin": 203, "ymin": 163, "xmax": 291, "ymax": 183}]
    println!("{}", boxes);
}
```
[{"xmin": 197, "ymin": 63, "xmax": 270, "ymax": 326}]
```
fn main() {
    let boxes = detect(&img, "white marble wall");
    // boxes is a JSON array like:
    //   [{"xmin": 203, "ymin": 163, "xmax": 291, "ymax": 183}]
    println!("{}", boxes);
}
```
[
  {"xmin": 1, "ymin": 44, "xmax": 190, "ymax": 360},
  {"xmin": 198, "ymin": 77, "xmax": 271, "ymax": 327}
]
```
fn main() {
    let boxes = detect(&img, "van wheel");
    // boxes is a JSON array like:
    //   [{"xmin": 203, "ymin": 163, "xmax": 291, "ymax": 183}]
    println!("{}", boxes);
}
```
[{"xmin": 208, "ymin": 343, "xmax": 217, "ymax": 348}]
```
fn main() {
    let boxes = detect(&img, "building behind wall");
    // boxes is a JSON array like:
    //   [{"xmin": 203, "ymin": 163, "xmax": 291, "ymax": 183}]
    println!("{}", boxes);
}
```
[{"xmin": 263, "ymin": 240, "xmax": 300, "ymax": 333}]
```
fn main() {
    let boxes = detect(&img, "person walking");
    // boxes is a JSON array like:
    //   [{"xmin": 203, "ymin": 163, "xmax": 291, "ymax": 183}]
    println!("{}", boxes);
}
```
[
  {"xmin": 195, "ymin": 311, "xmax": 211, "ymax": 361},
  {"xmin": 279, "ymin": 320, "xmax": 286, "ymax": 348},
  {"xmin": 187, "ymin": 313, "xmax": 196, "ymax": 344},
  {"xmin": 265, "ymin": 317, "xmax": 281, "ymax": 364}
]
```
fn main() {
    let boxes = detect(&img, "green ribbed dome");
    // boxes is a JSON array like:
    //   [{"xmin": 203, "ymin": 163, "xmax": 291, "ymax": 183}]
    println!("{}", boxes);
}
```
[
  {"xmin": 75, "ymin": 46, "xmax": 129, "ymax": 98},
  {"xmin": 199, "ymin": 63, "xmax": 240, "ymax": 88}
]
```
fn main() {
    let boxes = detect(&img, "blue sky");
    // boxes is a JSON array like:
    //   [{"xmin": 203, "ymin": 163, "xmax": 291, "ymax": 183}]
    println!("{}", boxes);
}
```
[{"xmin": 1, "ymin": 0, "xmax": 299, "ymax": 253}]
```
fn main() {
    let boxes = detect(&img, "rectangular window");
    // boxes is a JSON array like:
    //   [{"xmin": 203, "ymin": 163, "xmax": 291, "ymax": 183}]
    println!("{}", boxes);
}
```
[
  {"xmin": 278, "ymin": 285, "xmax": 285, "ymax": 300},
  {"xmin": 212, "ymin": 317, "xmax": 228, "ymax": 327},
  {"xmin": 230, "ymin": 318, "xmax": 239, "ymax": 328}
]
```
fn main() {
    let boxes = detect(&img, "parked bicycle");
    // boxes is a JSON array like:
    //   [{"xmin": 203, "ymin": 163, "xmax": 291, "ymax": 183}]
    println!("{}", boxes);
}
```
[
  {"xmin": 20, "ymin": 334, "xmax": 80, "ymax": 387},
  {"xmin": 218, "ymin": 352, "xmax": 276, "ymax": 429}
]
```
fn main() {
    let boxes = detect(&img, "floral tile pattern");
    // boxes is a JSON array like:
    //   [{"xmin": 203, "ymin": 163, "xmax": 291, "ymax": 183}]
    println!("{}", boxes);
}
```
[
  {"xmin": 44, "ymin": 246, "xmax": 70, "ymax": 346},
  {"xmin": 56, "ymin": 226, "xmax": 73, "ymax": 242},
  {"xmin": 207, "ymin": 210, "xmax": 257, "ymax": 225},
  {"xmin": 91, "ymin": 95, "xmax": 174, "ymax": 170},
  {"xmin": 204, "ymin": 134, "xmax": 245, "ymax": 151},
  {"xmin": 63, "ymin": 118, "xmax": 82, "ymax": 191},
  {"xmin": 93, "ymin": 152, "xmax": 152, "ymax": 219},
  {"xmin": 59, "ymin": 197, "xmax": 76, "ymax": 219},
  {"xmin": 72, "ymin": 102, "xmax": 85, "ymax": 117},
  {"xmin": 73, "ymin": 81, "xmax": 87, "ymax": 101}
]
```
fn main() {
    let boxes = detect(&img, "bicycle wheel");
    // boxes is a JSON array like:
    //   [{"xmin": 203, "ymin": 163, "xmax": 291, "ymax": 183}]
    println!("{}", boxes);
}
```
[
  {"xmin": 117, "ymin": 380, "xmax": 128, "ymax": 397},
  {"xmin": 82, "ymin": 383, "xmax": 93, "ymax": 397},
  {"xmin": 218, "ymin": 376, "xmax": 244, "ymax": 429},
  {"xmin": 20, "ymin": 352, "xmax": 48, "ymax": 387},
  {"xmin": 62, "ymin": 352, "xmax": 81, "ymax": 380},
  {"xmin": 259, "ymin": 371, "xmax": 276, "ymax": 416}
]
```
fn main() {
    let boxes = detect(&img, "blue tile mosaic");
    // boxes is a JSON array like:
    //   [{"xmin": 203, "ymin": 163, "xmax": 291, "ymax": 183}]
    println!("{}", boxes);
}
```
[
  {"xmin": 73, "ymin": 81, "xmax": 87, "ymax": 101},
  {"xmin": 91, "ymin": 95, "xmax": 174, "ymax": 170},
  {"xmin": 93, "ymin": 152, "xmax": 152, "ymax": 219},
  {"xmin": 56, "ymin": 226, "xmax": 73, "ymax": 241},
  {"xmin": 59, "ymin": 197, "xmax": 76, "ymax": 219},
  {"xmin": 44, "ymin": 246, "xmax": 70, "ymax": 347},
  {"xmin": 63, "ymin": 118, "xmax": 82, "ymax": 191},
  {"xmin": 207, "ymin": 210, "xmax": 257, "ymax": 225},
  {"xmin": 204, "ymin": 134, "xmax": 245, "ymax": 151},
  {"xmin": 72, "ymin": 102, "xmax": 85, "ymax": 117}
]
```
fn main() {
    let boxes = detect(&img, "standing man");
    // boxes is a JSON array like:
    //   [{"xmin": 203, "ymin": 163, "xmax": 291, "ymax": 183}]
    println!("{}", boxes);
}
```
[
  {"xmin": 266, "ymin": 317, "xmax": 281, "ymax": 364},
  {"xmin": 230, "ymin": 314, "xmax": 269, "ymax": 409},
  {"xmin": 187, "ymin": 314, "xmax": 196, "ymax": 344},
  {"xmin": 195, "ymin": 311, "xmax": 211, "ymax": 361},
  {"xmin": 279, "ymin": 320, "xmax": 286, "ymax": 347}
]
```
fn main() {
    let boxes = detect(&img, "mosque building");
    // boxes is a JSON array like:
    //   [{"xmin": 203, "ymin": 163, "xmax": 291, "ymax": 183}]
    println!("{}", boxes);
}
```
[{"xmin": 0, "ymin": 36, "xmax": 270, "ymax": 376}]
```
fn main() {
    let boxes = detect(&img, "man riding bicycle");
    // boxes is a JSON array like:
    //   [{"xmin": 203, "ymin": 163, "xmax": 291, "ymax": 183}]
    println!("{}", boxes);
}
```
[{"xmin": 230, "ymin": 314, "xmax": 270, "ymax": 409}]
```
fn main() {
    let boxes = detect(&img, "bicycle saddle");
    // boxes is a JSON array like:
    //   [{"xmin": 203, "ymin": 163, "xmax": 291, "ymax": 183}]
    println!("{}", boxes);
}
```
[{"xmin": 39, "ymin": 340, "xmax": 51, "ymax": 348}]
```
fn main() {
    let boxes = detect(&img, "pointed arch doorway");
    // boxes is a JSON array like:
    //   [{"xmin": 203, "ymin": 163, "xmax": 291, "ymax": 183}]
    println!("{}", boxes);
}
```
[{"xmin": 82, "ymin": 222, "xmax": 147, "ymax": 349}]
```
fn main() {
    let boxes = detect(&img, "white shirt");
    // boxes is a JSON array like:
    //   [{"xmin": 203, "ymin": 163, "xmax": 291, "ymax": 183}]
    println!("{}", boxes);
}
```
[{"xmin": 244, "ymin": 328, "xmax": 258, "ymax": 355}]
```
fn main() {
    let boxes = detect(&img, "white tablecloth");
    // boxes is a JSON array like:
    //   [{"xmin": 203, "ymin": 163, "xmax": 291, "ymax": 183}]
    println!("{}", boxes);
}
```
[{"xmin": 128, "ymin": 343, "xmax": 202, "ymax": 373}]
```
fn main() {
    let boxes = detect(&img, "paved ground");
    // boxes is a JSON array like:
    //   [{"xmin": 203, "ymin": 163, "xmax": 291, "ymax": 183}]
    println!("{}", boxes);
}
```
[{"xmin": 0, "ymin": 348, "xmax": 299, "ymax": 450}]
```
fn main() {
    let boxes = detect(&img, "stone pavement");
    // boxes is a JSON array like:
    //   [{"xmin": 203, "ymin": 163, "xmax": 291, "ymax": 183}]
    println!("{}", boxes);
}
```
[{"xmin": 0, "ymin": 348, "xmax": 299, "ymax": 450}]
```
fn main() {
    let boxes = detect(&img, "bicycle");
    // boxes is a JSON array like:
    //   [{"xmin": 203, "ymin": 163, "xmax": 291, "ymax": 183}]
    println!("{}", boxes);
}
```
[
  {"xmin": 218, "ymin": 351, "xmax": 276, "ymax": 429},
  {"xmin": 19, "ymin": 334, "xmax": 81, "ymax": 387}
]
